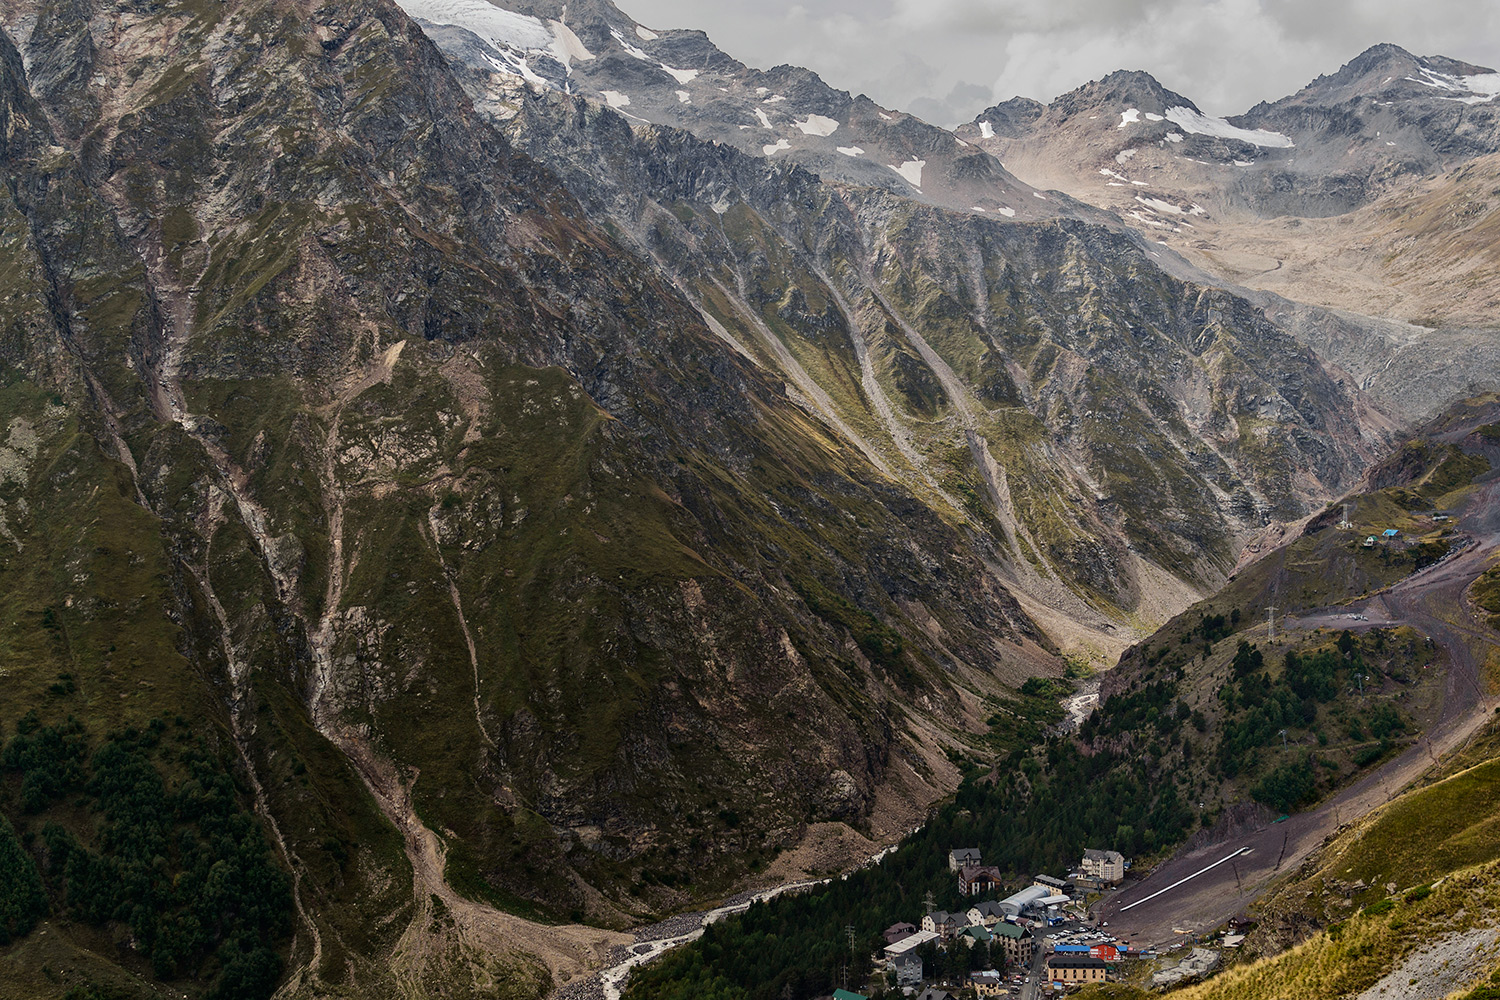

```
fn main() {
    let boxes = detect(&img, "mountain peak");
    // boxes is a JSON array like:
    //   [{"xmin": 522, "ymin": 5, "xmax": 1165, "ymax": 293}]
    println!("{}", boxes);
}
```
[{"xmin": 1051, "ymin": 69, "xmax": 1200, "ymax": 120}]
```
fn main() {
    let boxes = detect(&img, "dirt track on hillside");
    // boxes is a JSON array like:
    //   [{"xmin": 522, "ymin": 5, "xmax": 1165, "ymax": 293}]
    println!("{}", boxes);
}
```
[{"xmin": 1099, "ymin": 473, "xmax": 1500, "ymax": 949}]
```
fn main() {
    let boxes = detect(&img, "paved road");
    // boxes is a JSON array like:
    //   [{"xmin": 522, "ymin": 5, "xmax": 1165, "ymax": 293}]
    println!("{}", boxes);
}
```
[{"xmin": 1100, "ymin": 470, "xmax": 1500, "ymax": 949}]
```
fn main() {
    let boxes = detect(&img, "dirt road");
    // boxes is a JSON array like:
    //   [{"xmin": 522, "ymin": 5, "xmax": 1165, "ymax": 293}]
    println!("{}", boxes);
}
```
[{"xmin": 1100, "ymin": 473, "xmax": 1500, "ymax": 949}]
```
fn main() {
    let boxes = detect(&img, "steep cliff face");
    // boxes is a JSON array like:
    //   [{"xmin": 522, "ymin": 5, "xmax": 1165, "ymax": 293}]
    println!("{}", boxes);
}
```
[
  {"xmin": 444, "ymin": 70, "xmax": 1380, "ymax": 632},
  {"xmin": 0, "ymin": 0, "xmax": 1060, "ymax": 993}
]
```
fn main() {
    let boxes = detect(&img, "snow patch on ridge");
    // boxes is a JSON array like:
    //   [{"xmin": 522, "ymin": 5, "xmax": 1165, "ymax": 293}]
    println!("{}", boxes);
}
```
[
  {"xmin": 601, "ymin": 90, "xmax": 631, "ymax": 108},
  {"xmin": 635, "ymin": 25, "xmax": 658, "ymax": 40},
  {"xmin": 661, "ymin": 65, "xmax": 698, "ymax": 84},
  {"xmin": 889, "ymin": 158, "xmax": 925, "ymax": 187},
  {"xmin": 794, "ymin": 115, "xmax": 839, "ymax": 136},
  {"xmin": 395, "ymin": 0, "xmax": 594, "ymax": 80},
  {"xmin": 610, "ymin": 28, "xmax": 651, "ymax": 61},
  {"xmin": 763, "ymin": 138, "xmax": 792, "ymax": 156},
  {"xmin": 1164, "ymin": 106, "xmax": 1293, "ymax": 148},
  {"xmin": 1118, "ymin": 108, "xmax": 1141, "ymax": 127},
  {"xmin": 837, "ymin": 145, "xmax": 864, "ymax": 157},
  {"xmin": 1408, "ymin": 67, "xmax": 1500, "ymax": 103},
  {"xmin": 979, "ymin": 121, "xmax": 994, "ymax": 139}
]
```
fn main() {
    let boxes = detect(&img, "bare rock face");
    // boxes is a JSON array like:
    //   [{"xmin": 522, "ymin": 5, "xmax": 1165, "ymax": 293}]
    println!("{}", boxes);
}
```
[{"xmin": 0, "ymin": 0, "xmax": 1057, "ymax": 969}]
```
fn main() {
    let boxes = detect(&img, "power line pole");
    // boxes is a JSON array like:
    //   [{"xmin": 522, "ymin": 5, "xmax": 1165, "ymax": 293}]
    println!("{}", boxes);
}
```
[{"xmin": 1267, "ymin": 606, "xmax": 1277, "ymax": 644}]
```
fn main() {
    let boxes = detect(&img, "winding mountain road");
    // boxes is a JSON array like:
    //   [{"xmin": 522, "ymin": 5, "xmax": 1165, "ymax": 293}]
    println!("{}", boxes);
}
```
[{"xmin": 1100, "ymin": 471, "xmax": 1500, "ymax": 949}]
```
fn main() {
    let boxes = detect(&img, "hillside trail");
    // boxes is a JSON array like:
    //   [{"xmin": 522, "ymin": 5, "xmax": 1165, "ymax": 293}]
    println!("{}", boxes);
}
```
[{"xmin": 1100, "ymin": 474, "xmax": 1500, "ymax": 948}]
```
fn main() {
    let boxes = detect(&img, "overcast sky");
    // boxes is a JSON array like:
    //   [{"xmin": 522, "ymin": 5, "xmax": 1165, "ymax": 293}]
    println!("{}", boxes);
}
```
[{"xmin": 616, "ymin": 0, "xmax": 1500, "ymax": 125}]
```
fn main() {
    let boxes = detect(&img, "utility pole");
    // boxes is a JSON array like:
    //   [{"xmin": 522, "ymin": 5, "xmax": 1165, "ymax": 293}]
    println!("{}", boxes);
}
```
[
  {"xmin": 1267, "ymin": 606, "xmax": 1277, "ymax": 644},
  {"xmin": 1355, "ymin": 673, "xmax": 1366, "ymax": 694},
  {"xmin": 923, "ymin": 890, "xmax": 936, "ymax": 914},
  {"xmin": 1279, "ymin": 728, "xmax": 1288, "ymax": 748}
]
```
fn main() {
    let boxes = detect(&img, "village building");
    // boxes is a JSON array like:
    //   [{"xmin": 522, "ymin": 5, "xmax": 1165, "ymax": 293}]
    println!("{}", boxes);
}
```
[
  {"xmin": 883, "ymin": 929, "xmax": 940, "ymax": 960},
  {"xmin": 957, "ymin": 925, "xmax": 993, "ymax": 948},
  {"xmin": 1032, "ymin": 874, "xmax": 1072, "ymax": 895},
  {"xmin": 991, "ymin": 920, "xmax": 1035, "ymax": 966},
  {"xmin": 889, "ymin": 952, "xmax": 923, "ymax": 987},
  {"xmin": 1091, "ymin": 943, "xmax": 1122, "ymax": 962},
  {"xmin": 883, "ymin": 922, "xmax": 917, "ymax": 945},
  {"xmin": 922, "ymin": 911, "xmax": 964, "ymax": 940},
  {"xmin": 915, "ymin": 989, "xmax": 953, "ymax": 1000},
  {"xmin": 832, "ymin": 990, "xmax": 868, "ymax": 1000},
  {"xmin": 1048, "ymin": 954, "xmax": 1108, "ymax": 984},
  {"xmin": 959, "ymin": 865, "xmax": 1003, "ymax": 895},
  {"xmin": 970, "ymin": 970, "xmax": 1006, "ymax": 997},
  {"xmin": 948, "ymin": 848, "xmax": 983, "ymax": 871},
  {"xmin": 966, "ymin": 900, "xmax": 1008, "ymax": 928},
  {"xmin": 997, "ymin": 884, "xmax": 1049, "ymax": 918},
  {"xmin": 1080, "ymin": 849, "xmax": 1126, "ymax": 884}
]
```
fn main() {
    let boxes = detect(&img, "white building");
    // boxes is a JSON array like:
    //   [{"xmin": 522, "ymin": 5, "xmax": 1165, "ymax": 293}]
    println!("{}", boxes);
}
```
[{"xmin": 1080, "ymin": 849, "xmax": 1126, "ymax": 884}]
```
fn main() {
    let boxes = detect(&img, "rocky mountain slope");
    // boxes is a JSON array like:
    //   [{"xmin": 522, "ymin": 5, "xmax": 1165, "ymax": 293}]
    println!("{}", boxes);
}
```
[
  {"xmin": 960, "ymin": 48, "xmax": 1500, "ymax": 335},
  {"xmin": 0, "ymin": 0, "xmax": 1492, "ymax": 998},
  {"xmin": 411, "ymin": 1, "xmax": 1394, "ymax": 653}
]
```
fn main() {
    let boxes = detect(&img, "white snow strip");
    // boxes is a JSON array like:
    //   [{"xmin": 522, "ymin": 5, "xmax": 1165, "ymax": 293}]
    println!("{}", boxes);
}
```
[
  {"xmin": 1130, "ymin": 180, "xmax": 1148, "ymax": 186},
  {"xmin": 398, "ymin": 0, "xmax": 551, "ymax": 48},
  {"xmin": 1118, "ymin": 108, "xmax": 1141, "ymax": 128},
  {"xmin": 1088, "ymin": 114, "xmax": 1099, "ymax": 119},
  {"xmin": 1165, "ymin": 106, "xmax": 1293, "ymax": 148},
  {"xmin": 1407, "ymin": 67, "xmax": 1500, "ymax": 103},
  {"xmin": 1165, "ymin": 132, "xmax": 1183, "ymax": 143},
  {"xmin": 1188, "ymin": 204, "xmax": 1206, "ymax": 216},
  {"xmin": 888, "ymin": 158, "xmax": 925, "ymax": 186},
  {"xmin": 610, "ymin": 29, "xmax": 651, "ymax": 61},
  {"xmin": 1136, "ymin": 195, "xmax": 1184, "ymax": 215},
  {"xmin": 1099, "ymin": 167, "xmax": 1130, "ymax": 182},
  {"xmin": 879, "ymin": 111, "xmax": 893, "ymax": 120},
  {"xmin": 997, "ymin": 206, "xmax": 1016, "ymax": 217},
  {"xmin": 979, "ymin": 120, "xmax": 994, "ymax": 139},
  {"xmin": 481, "ymin": 50, "xmax": 549, "ymax": 87},
  {"xmin": 1033, "ymin": 191, "xmax": 1047, "ymax": 200},
  {"xmin": 1127, "ymin": 210, "xmax": 1168, "ymax": 228},
  {"xmin": 601, "ymin": 90, "xmax": 631, "ymax": 108},
  {"xmin": 955, "ymin": 137, "xmax": 968, "ymax": 147},
  {"xmin": 763, "ymin": 138, "xmax": 791, "ymax": 156},
  {"xmin": 794, "ymin": 114, "xmax": 839, "ymax": 136},
  {"xmin": 1233, "ymin": 159, "xmax": 1254, "ymax": 167},
  {"xmin": 549, "ymin": 19, "xmax": 594, "ymax": 67},
  {"xmin": 755, "ymin": 87, "xmax": 769, "ymax": 95},
  {"xmin": 754, "ymin": 107, "xmax": 774, "ymax": 129},
  {"xmin": 972, "ymin": 206, "xmax": 986, "ymax": 211},
  {"xmin": 660, "ymin": 64, "xmax": 698, "ymax": 83},
  {"xmin": 1106, "ymin": 182, "xmax": 1126, "ymax": 186},
  {"xmin": 764, "ymin": 94, "xmax": 786, "ymax": 103},
  {"xmin": 635, "ymin": 25, "xmax": 658, "ymax": 40},
  {"xmin": 1115, "ymin": 148, "xmax": 1137, "ymax": 164},
  {"xmin": 836, "ymin": 145, "xmax": 864, "ymax": 157},
  {"xmin": 1145, "ymin": 112, "xmax": 1164, "ymax": 121}
]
